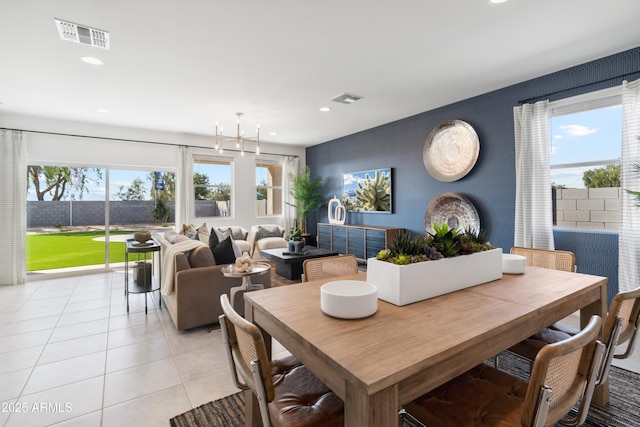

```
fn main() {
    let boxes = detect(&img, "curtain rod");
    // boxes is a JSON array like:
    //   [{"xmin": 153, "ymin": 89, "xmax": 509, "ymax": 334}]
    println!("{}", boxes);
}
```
[
  {"xmin": 0, "ymin": 127, "xmax": 299, "ymax": 159},
  {"xmin": 518, "ymin": 70, "xmax": 640, "ymax": 104}
]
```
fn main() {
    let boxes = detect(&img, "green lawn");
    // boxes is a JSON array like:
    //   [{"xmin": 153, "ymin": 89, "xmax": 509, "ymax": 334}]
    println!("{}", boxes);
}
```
[{"xmin": 27, "ymin": 231, "xmax": 135, "ymax": 271}]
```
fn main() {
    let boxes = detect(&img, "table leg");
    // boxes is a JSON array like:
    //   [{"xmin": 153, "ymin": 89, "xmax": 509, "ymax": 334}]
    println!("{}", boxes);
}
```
[
  {"xmin": 581, "ymin": 282, "xmax": 609, "ymax": 407},
  {"xmin": 345, "ymin": 382, "xmax": 398, "ymax": 427}
]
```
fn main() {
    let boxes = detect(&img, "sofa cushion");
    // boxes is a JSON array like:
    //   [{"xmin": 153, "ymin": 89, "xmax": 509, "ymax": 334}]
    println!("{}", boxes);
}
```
[
  {"xmin": 196, "ymin": 223, "xmax": 210, "ymax": 245},
  {"xmin": 256, "ymin": 225, "xmax": 283, "ymax": 240},
  {"xmin": 188, "ymin": 246, "xmax": 216, "ymax": 268},
  {"xmin": 211, "ymin": 236, "xmax": 237, "ymax": 264},
  {"xmin": 181, "ymin": 224, "xmax": 199, "ymax": 240}
]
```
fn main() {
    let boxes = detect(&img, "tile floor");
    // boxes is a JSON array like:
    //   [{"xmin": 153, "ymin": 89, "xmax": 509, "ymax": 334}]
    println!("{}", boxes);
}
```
[
  {"xmin": 1, "ymin": 271, "xmax": 638, "ymax": 427},
  {"xmin": 0, "ymin": 271, "xmax": 252, "ymax": 427}
]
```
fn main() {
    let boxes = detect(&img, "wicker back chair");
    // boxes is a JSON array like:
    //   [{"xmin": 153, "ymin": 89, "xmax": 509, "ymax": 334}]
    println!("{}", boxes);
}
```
[
  {"xmin": 302, "ymin": 254, "xmax": 358, "ymax": 282},
  {"xmin": 218, "ymin": 294, "xmax": 344, "ymax": 427},
  {"xmin": 510, "ymin": 246, "xmax": 576, "ymax": 272},
  {"xmin": 403, "ymin": 315, "xmax": 604, "ymax": 427},
  {"xmin": 510, "ymin": 287, "xmax": 640, "ymax": 387}
]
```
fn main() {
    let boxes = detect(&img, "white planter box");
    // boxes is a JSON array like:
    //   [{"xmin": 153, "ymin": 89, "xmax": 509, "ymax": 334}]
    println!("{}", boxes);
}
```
[{"xmin": 366, "ymin": 248, "xmax": 503, "ymax": 306}]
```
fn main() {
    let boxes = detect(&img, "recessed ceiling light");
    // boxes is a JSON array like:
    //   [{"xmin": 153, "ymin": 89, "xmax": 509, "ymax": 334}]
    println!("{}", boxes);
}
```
[
  {"xmin": 97, "ymin": 109, "xmax": 109, "ymax": 113},
  {"xmin": 319, "ymin": 107, "xmax": 331, "ymax": 112},
  {"xmin": 81, "ymin": 56, "xmax": 103, "ymax": 65},
  {"xmin": 269, "ymin": 132, "xmax": 277, "ymax": 136},
  {"xmin": 489, "ymin": 0, "xmax": 508, "ymax": 3}
]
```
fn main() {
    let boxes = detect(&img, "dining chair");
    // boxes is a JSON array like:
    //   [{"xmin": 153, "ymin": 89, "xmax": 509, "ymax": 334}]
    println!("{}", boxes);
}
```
[
  {"xmin": 508, "ymin": 287, "xmax": 640, "ymax": 387},
  {"xmin": 302, "ymin": 254, "xmax": 358, "ymax": 282},
  {"xmin": 510, "ymin": 246, "xmax": 576, "ymax": 272},
  {"xmin": 402, "ymin": 315, "xmax": 604, "ymax": 427},
  {"xmin": 218, "ymin": 294, "xmax": 344, "ymax": 427}
]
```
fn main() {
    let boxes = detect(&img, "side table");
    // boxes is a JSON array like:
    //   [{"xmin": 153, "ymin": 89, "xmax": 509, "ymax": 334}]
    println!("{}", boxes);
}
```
[
  {"xmin": 125, "ymin": 238, "xmax": 161, "ymax": 314},
  {"xmin": 221, "ymin": 261, "xmax": 270, "ymax": 316}
]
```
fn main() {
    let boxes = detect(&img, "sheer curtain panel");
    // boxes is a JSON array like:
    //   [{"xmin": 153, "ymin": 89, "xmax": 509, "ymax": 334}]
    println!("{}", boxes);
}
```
[
  {"xmin": 0, "ymin": 130, "xmax": 27, "ymax": 285},
  {"xmin": 619, "ymin": 79, "xmax": 640, "ymax": 292},
  {"xmin": 175, "ymin": 146, "xmax": 191, "ymax": 228},
  {"xmin": 283, "ymin": 156, "xmax": 299, "ymax": 232},
  {"xmin": 513, "ymin": 100, "xmax": 555, "ymax": 250}
]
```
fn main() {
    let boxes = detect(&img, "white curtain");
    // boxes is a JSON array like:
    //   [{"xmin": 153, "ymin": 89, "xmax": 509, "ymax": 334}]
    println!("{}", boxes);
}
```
[
  {"xmin": 619, "ymin": 79, "xmax": 640, "ymax": 292},
  {"xmin": 175, "ymin": 146, "xmax": 191, "ymax": 229},
  {"xmin": 513, "ymin": 100, "xmax": 555, "ymax": 250},
  {"xmin": 283, "ymin": 156, "xmax": 299, "ymax": 232},
  {"xmin": 0, "ymin": 130, "xmax": 27, "ymax": 285}
]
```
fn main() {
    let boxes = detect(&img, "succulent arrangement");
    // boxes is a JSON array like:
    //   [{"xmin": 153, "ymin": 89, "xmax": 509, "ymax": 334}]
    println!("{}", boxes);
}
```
[{"xmin": 377, "ymin": 222, "xmax": 494, "ymax": 265}]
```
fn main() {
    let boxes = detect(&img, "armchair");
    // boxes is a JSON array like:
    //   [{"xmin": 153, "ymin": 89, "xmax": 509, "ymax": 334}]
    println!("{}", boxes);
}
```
[{"xmin": 249, "ymin": 224, "xmax": 286, "ymax": 258}]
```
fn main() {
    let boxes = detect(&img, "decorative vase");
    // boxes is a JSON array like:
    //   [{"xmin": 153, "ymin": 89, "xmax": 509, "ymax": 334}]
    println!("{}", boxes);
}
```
[
  {"xmin": 366, "ymin": 248, "xmax": 503, "ymax": 306},
  {"xmin": 288, "ymin": 239, "xmax": 305, "ymax": 253}
]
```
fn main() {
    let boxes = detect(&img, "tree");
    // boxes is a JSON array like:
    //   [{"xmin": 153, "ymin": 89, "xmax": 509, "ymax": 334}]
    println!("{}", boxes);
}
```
[
  {"xmin": 149, "ymin": 172, "xmax": 175, "ymax": 201},
  {"xmin": 582, "ymin": 164, "xmax": 620, "ymax": 188},
  {"xmin": 117, "ymin": 177, "xmax": 147, "ymax": 201},
  {"xmin": 193, "ymin": 172, "xmax": 212, "ymax": 200},
  {"xmin": 211, "ymin": 184, "xmax": 231, "ymax": 201},
  {"xmin": 27, "ymin": 165, "xmax": 102, "ymax": 201}
]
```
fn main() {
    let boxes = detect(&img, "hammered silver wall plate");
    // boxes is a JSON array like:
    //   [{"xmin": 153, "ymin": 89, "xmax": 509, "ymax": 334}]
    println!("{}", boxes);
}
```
[
  {"xmin": 424, "ymin": 192, "xmax": 480, "ymax": 235},
  {"xmin": 423, "ymin": 120, "xmax": 479, "ymax": 182}
]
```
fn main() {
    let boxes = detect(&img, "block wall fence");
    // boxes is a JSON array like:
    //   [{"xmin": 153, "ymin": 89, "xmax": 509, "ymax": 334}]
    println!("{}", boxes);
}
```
[{"xmin": 554, "ymin": 187, "xmax": 620, "ymax": 230}]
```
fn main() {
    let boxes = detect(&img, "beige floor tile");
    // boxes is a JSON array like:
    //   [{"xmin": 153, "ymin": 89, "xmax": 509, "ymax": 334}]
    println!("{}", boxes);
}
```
[
  {"xmin": 166, "ymin": 327, "xmax": 215, "ymax": 356},
  {"xmin": 5, "ymin": 376, "xmax": 104, "ymax": 427},
  {"xmin": 57, "ymin": 307, "xmax": 110, "ymax": 328},
  {"xmin": 0, "ymin": 346, "xmax": 44, "ymax": 375},
  {"xmin": 23, "ymin": 352, "xmax": 106, "ymax": 395},
  {"xmin": 173, "ymin": 339, "xmax": 230, "ymax": 383},
  {"xmin": 49, "ymin": 318, "xmax": 109, "ymax": 343},
  {"xmin": 0, "ymin": 315, "xmax": 59, "ymax": 338},
  {"xmin": 9, "ymin": 305, "xmax": 65, "ymax": 322},
  {"xmin": 67, "ymin": 290, "xmax": 112, "ymax": 304},
  {"xmin": 107, "ymin": 321, "xmax": 165, "ymax": 349},
  {"xmin": 102, "ymin": 385, "xmax": 191, "ymax": 427},
  {"xmin": 0, "ymin": 329, "xmax": 52, "ymax": 354},
  {"xmin": 49, "ymin": 410, "xmax": 103, "ymax": 427},
  {"xmin": 103, "ymin": 358, "xmax": 182, "ymax": 407},
  {"xmin": 182, "ymin": 369, "xmax": 240, "ymax": 408},
  {"xmin": 108, "ymin": 310, "xmax": 160, "ymax": 331},
  {"xmin": 0, "ymin": 368, "xmax": 32, "ymax": 401},
  {"xmin": 37, "ymin": 333, "xmax": 107, "ymax": 365},
  {"xmin": 106, "ymin": 337, "xmax": 173, "ymax": 373},
  {"xmin": 63, "ymin": 297, "xmax": 112, "ymax": 314}
]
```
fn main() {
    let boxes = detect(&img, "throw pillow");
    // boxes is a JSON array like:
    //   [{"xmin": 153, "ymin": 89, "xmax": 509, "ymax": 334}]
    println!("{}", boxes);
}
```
[
  {"xmin": 196, "ymin": 223, "xmax": 210, "ymax": 245},
  {"xmin": 256, "ymin": 225, "xmax": 282, "ymax": 240},
  {"xmin": 211, "ymin": 236, "xmax": 236, "ymax": 265},
  {"xmin": 163, "ymin": 229, "xmax": 181, "ymax": 244},
  {"xmin": 181, "ymin": 224, "xmax": 199, "ymax": 240},
  {"xmin": 212, "ymin": 227, "xmax": 233, "ymax": 244},
  {"xmin": 188, "ymin": 246, "xmax": 216, "ymax": 268}
]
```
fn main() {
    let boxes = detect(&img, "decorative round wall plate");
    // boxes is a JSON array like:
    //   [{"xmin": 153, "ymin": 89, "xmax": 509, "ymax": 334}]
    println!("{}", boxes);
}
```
[
  {"xmin": 423, "ymin": 120, "xmax": 479, "ymax": 182},
  {"xmin": 424, "ymin": 192, "xmax": 480, "ymax": 234}
]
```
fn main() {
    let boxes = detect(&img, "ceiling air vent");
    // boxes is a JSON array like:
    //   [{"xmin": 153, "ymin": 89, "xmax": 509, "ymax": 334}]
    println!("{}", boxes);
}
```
[
  {"xmin": 54, "ymin": 18, "xmax": 110, "ymax": 50},
  {"xmin": 331, "ymin": 93, "xmax": 362, "ymax": 104}
]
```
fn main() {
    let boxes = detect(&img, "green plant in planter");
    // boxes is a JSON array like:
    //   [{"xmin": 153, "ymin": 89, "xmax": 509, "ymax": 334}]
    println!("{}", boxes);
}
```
[
  {"xmin": 285, "ymin": 219, "xmax": 303, "ymax": 241},
  {"xmin": 287, "ymin": 166, "xmax": 323, "ymax": 233},
  {"xmin": 377, "ymin": 222, "xmax": 494, "ymax": 265}
]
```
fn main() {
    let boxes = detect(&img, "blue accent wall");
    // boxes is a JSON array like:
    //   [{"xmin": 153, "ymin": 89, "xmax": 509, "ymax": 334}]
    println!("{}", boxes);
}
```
[{"xmin": 307, "ymin": 46, "xmax": 640, "ymax": 304}]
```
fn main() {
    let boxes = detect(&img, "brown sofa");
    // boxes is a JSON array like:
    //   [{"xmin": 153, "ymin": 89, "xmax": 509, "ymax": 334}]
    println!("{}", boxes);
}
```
[{"xmin": 153, "ymin": 231, "xmax": 271, "ymax": 330}]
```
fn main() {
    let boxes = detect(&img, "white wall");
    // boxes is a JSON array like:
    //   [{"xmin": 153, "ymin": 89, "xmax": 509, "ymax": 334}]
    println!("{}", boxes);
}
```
[{"xmin": 1, "ymin": 113, "xmax": 306, "ymax": 232}]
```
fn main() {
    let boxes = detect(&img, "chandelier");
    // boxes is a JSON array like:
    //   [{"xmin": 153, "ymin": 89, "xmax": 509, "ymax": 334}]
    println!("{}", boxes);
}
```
[{"xmin": 214, "ymin": 112, "xmax": 260, "ymax": 156}]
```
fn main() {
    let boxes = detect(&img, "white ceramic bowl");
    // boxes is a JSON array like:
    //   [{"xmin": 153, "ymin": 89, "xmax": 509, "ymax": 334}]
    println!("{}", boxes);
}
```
[
  {"xmin": 502, "ymin": 254, "xmax": 527, "ymax": 274},
  {"xmin": 320, "ymin": 280, "xmax": 378, "ymax": 319}
]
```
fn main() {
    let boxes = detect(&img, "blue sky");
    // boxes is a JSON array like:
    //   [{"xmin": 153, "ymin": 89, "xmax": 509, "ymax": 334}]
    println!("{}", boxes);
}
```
[{"xmin": 550, "ymin": 105, "xmax": 621, "ymax": 188}]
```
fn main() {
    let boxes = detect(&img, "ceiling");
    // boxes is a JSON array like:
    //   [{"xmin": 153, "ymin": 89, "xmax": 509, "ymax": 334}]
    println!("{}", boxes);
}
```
[{"xmin": 1, "ymin": 0, "xmax": 640, "ymax": 147}]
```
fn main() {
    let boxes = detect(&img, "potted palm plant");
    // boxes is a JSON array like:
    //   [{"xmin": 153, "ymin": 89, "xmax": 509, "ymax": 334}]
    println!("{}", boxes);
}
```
[{"xmin": 287, "ymin": 165, "xmax": 323, "ymax": 238}]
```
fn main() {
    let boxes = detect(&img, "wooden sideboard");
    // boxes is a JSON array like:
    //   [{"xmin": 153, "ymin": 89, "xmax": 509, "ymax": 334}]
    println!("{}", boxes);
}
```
[{"xmin": 317, "ymin": 223, "xmax": 404, "ymax": 262}]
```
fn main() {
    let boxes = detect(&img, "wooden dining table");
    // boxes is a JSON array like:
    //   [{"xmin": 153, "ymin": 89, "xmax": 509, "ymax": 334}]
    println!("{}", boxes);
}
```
[{"xmin": 243, "ymin": 266, "xmax": 608, "ymax": 427}]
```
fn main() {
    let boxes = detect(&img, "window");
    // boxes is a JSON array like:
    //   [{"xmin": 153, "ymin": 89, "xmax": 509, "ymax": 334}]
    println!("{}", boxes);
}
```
[
  {"xmin": 549, "ymin": 87, "xmax": 622, "ymax": 229},
  {"xmin": 193, "ymin": 157, "xmax": 232, "ymax": 217},
  {"xmin": 256, "ymin": 160, "xmax": 283, "ymax": 216}
]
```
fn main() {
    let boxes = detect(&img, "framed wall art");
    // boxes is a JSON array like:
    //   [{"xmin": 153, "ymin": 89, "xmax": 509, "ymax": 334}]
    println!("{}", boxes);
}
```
[{"xmin": 342, "ymin": 167, "xmax": 392, "ymax": 213}]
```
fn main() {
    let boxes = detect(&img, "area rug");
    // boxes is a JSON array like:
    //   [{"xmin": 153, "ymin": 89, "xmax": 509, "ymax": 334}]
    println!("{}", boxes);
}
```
[{"xmin": 170, "ymin": 353, "xmax": 640, "ymax": 427}]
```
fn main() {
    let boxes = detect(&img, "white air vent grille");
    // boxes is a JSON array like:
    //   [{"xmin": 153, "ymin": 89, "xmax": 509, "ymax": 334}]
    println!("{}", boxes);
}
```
[
  {"xmin": 55, "ymin": 19, "xmax": 110, "ymax": 50},
  {"xmin": 331, "ymin": 93, "xmax": 362, "ymax": 104}
]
